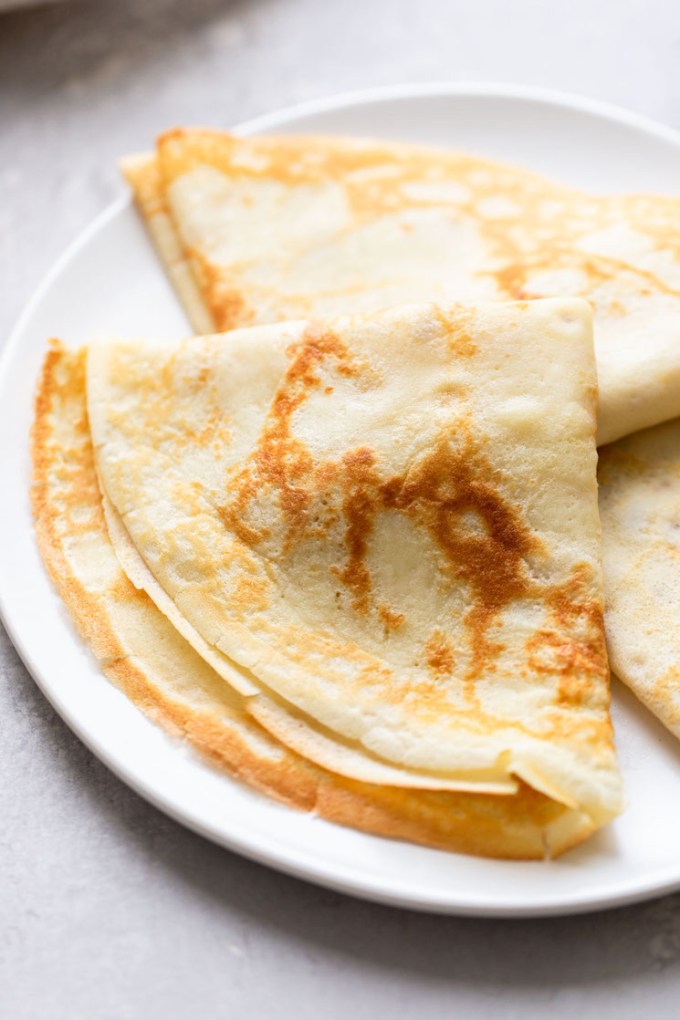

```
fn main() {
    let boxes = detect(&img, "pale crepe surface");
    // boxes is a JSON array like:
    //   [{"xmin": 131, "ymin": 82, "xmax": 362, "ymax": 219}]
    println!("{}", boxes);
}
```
[
  {"xmin": 86, "ymin": 298, "xmax": 622, "ymax": 831},
  {"xmin": 599, "ymin": 419, "xmax": 680, "ymax": 738},
  {"xmin": 31, "ymin": 342, "xmax": 596, "ymax": 860},
  {"xmin": 123, "ymin": 130, "xmax": 680, "ymax": 445}
]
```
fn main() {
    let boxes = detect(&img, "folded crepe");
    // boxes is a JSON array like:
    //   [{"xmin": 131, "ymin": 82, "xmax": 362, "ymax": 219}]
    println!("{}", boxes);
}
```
[
  {"xmin": 83, "ymin": 298, "xmax": 622, "ymax": 842},
  {"xmin": 32, "ymin": 341, "xmax": 602, "ymax": 860},
  {"xmin": 599, "ymin": 420, "xmax": 680, "ymax": 737},
  {"xmin": 123, "ymin": 130, "xmax": 680, "ymax": 445}
]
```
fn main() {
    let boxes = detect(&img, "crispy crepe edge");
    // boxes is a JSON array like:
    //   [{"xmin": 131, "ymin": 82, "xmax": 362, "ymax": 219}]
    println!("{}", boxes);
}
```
[{"xmin": 121, "ymin": 153, "xmax": 216, "ymax": 335}]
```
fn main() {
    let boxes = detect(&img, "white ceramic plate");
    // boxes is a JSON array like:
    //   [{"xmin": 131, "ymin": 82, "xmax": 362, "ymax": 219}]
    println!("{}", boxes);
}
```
[{"xmin": 4, "ymin": 83, "xmax": 680, "ymax": 918}]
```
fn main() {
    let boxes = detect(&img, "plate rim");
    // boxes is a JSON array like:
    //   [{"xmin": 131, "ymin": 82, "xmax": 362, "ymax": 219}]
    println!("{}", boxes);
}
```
[
  {"xmin": 4, "ymin": 81, "xmax": 680, "ymax": 919},
  {"xmin": 235, "ymin": 79, "xmax": 680, "ymax": 149}
]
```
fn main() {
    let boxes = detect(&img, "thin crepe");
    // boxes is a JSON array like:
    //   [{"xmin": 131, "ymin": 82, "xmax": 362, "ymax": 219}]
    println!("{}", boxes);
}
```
[
  {"xmin": 599, "ymin": 419, "xmax": 680, "ymax": 737},
  {"xmin": 123, "ymin": 129, "xmax": 680, "ymax": 445},
  {"xmin": 87, "ymin": 299, "xmax": 623, "ymax": 831},
  {"xmin": 31, "ymin": 342, "xmax": 592, "ymax": 859}
]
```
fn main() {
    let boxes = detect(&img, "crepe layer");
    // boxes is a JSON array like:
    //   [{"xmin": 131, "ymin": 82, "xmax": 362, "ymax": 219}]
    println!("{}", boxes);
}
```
[
  {"xmin": 599, "ymin": 420, "xmax": 680, "ymax": 737},
  {"xmin": 31, "ymin": 342, "xmax": 601, "ymax": 859},
  {"xmin": 85, "ymin": 299, "xmax": 622, "ymax": 831},
  {"xmin": 123, "ymin": 130, "xmax": 680, "ymax": 445}
]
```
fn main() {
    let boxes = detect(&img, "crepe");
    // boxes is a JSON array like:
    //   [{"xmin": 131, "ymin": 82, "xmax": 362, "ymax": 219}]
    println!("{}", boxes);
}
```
[
  {"xmin": 599, "ymin": 419, "xmax": 680, "ymax": 737},
  {"xmin": 123, "ymin": 129, "xmax": 680, "ymax": 445},
  {"xmin": 86, "ymin": 298, "xmax": 622, "ymax": 835},
  {"xmin": 31, "ymin": 341, "xmax": 596, "ymax": 860}
]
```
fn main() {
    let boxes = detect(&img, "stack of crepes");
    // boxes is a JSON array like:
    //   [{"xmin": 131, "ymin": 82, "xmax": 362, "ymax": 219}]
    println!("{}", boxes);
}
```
[{"xmin": 32, "ymin": 130, "xmax": 680, "ymax": 859}]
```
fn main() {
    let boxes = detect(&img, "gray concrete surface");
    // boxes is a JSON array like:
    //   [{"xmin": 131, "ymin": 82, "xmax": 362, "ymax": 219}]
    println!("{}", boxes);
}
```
[{"xmin": 3, "ymin": 1, "xmax": 680, "ymax": 1016}]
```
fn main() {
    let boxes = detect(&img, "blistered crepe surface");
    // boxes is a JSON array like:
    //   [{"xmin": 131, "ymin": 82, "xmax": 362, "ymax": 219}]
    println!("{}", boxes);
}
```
[
  {"xmin": 87, "ymin": 299, "xmax": 622, "ymax": 826},
  {"xmin": 599, "ymin": 419, "xmax": 680, "ymax": 737},
  {"xmin": 123, "ymin": 130, "xmax": 680, "ymax": 444},
  {"xmin": 31, "ymin": 342, "xmax": 594, "ymax": 861}
]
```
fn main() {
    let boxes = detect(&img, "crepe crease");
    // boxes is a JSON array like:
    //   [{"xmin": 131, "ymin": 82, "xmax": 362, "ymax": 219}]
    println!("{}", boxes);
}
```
[
  {"xmin": 123, "ymin": 130, "xmax": 680, "ymax": 445},
  {"xmin": 32, "ymin": 341, "xmax": 603, "ymax": 860},
  {"xmin": 67, "ymin": 298, "xmax": 623, "ymax": 853}
]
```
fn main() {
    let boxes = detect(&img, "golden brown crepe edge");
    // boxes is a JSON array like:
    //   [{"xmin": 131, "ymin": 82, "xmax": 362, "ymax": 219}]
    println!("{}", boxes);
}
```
[{"xmin": 121, "ymin": 154, "xmax": 217, "ymax": 335}]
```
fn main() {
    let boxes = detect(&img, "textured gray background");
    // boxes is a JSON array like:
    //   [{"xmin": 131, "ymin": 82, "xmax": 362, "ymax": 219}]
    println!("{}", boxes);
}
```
[{"xmin": 3, "ymin": 1, "xmax": 680, "ymax": 1017}]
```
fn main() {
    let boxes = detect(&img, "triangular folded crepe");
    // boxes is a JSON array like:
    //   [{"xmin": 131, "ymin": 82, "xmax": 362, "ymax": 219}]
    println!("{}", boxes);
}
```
[
  {"xmin": 86, "ymin": 298, "xmax": 622, "ymax": 834},
  {"xmin": 123, "ymin": 129, "xmax": 680, "ymax": 445},
  {"xmin": 599, "ymin": 420, "xmax": 680, "ymax": 737},
  {"xmin": 32, "ymin": 342, "xmax": 596, "ymax": 860}
]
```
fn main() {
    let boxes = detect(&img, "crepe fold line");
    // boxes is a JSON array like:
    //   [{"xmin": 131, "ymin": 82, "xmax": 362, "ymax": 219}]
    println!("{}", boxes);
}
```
[
  {"xmin": 31, "ymin": 341, "xmax": 595, "ymax": 860},
  {"xmin": 122, "ymin": 129, "xmax": 680, "ymax": 446},
  {"xmin": 599, "ymin": 420, "xmax": 680, "ymax": 738},
  {"xmin": 84, "ymin": 299, "xmax": 622, "ymax": 837}
]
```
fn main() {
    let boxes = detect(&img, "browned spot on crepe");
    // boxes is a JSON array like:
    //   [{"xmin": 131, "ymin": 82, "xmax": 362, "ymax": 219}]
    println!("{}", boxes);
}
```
[
  {"xmin": 221, "ymin": 322, "xmax": 540, "ymax": 693},
  {"xmin": 424, "ymin": 630, "xmax": 456, "ymax": 678}
]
